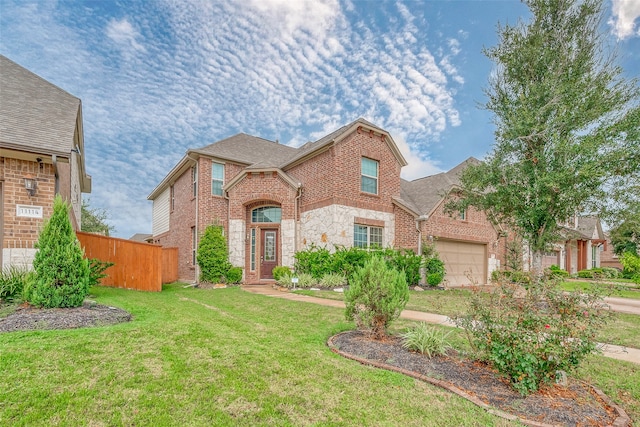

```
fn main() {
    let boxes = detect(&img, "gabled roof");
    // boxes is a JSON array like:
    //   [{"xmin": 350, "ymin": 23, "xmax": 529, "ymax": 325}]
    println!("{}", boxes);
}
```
[
  {"xmin": 149, "ymin": 118, "xmax": 408, "ymax": 200},
  {"xmin": 191, "ymin": 133, "xmax": 297, "ymax": 167},
  {"xmin": 398, "ymin": 157, "xmax": 480, "ymax": 216},
  {"xmin": 0, "ymin": 55, "xmax": 91, "ymax": 192},
  {"xmin": 0, "ymin": 55, "xmax": 81, "ymax": 157},
  {"xmin": 281, "ymin": 118, "xmax": 407, "ymax": 169},
  {"xmin": 576, "ymin": 216, "xmax": 604, "ymax": 240}
]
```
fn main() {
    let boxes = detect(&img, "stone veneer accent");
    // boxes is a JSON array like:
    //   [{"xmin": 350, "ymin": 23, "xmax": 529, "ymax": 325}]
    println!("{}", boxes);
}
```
[
  {"xmin": 228, "ymin": 219, "xmax": 246, "ymax": 268},
  {"xmin": 299, "ymin": 204, "xmax": 395, "ymax": 250},
  {"xmin": 280, "ymin": 219, "xmax": 296, "ymax": 267}
]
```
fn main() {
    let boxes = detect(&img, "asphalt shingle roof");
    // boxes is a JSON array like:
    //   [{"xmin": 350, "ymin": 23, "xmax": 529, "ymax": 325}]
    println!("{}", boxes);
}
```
[{"xmin": 0, "ymin": 55, "xmax": 81, "ymax": 156}]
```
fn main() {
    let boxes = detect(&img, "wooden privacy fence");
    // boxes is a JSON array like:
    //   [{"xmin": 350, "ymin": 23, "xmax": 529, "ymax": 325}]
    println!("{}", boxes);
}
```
[{"xmin": 76, "ymin": 231, "xmax": 178, "ymax": 292}]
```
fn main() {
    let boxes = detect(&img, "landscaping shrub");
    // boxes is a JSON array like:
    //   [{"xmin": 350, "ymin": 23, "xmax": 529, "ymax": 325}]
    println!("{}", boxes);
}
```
[
  {"xmin": 600, "ymin": 267, "xmax": 620, "ymax": 279},
  {"xmin": 345, "ymin": 256, "xmax": 409, "ymax": 340},
  {"xmin": 383, "ymin": 248, "xmax": 421, "ymax": 286},
  {"xmin": 225, "ymin": 267, "xmax": 243, "ymax": 284},
  {"xmin": 319, "ymin": 272, "xmax": 347, "ymax": 289},
  {"xmin": 509, "ymin": 270, "xmax": 532, "ymax": 285},
  {"xmin": 620, "ymin": 251, "xmax": 640, "ymax": 283},
  {"xmin": 424, "ymin": 258, "xmax": 445, "ymax": 287},
  {"xmin": 546, "ymin": 265, "xmax": 569, "ymax": 280},
  {"xmin": 293, "ymin": 244, "xmax": 333, "ymax": 279},
  {"xmin": 0, "ymin": 265, "xmax": 32, "ymax": 302},
  {"xmin": 455, "ymin": 280, "xmax": 612, "ymax": 395},
  {"xmin": 276, "ymin": 272, "xmax": 316, "ymax": 289},
  {"xmin": 197, "ymin": 225, "xmax": 231, "ymax": 283},
  {"xmin": 401, "ymin": 322, "xmax": 453, "ymax": 357},
  {"xmin": 23, "ymin": 195, "xmax": 91, "ymax": 308},
  {"xmin": 331, "ymin": 246, "xmax": 369, "ymax": 279},
  {"xmin": 577, "ymin": 268, "xmax": 605, "ymax": 279},
  {"xmin": 88, "ymin": 259, "xmax": 114, "ymax": 287},
  {"xmin": 272, "ymin": 266, "xmax": 291, "ymax": 281}
]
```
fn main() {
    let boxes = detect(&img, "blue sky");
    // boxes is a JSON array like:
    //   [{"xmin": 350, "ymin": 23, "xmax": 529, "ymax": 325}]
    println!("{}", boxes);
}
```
[{"xmin": 1, "ymin": 0, "xmax": 638, "ymax": 239}]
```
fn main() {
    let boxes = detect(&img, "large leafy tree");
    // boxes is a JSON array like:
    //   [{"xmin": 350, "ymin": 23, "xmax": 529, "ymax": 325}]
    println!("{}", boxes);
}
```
[
  {"xmin": 81, "ymin": 198, "xmax": 115, "ymax": 236},
  {"xmin": 454, "ymin": 0, "xmax": 639, "ymax": 277}
]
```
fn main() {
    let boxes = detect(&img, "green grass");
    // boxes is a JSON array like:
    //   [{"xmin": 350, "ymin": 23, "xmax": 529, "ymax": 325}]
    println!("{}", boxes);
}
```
[
  {"xmin": 559, "ymin": 281, "xmax": 640, "ymax": 299},
  {"xmin": 1, "ymin": 283, "xmax": 515, "ymax": 427},
  {"xmin": 297, "ymin": 288, "xmax": 640, "ymax": 349}
]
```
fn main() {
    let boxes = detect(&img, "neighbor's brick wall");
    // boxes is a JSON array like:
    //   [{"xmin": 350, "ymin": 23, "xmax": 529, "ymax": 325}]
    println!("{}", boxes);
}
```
[{"xmin": 1, "ymin": 157, "xmax": 56, "ymax": 249}]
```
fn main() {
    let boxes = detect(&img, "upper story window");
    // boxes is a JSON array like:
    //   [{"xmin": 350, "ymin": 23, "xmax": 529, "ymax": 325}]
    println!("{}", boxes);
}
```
[
  {"xmin": 251, "ymin": 206, "xmax": 282, "ymax": 223},
  {"xmin": 192, "ymin": 166, "xmax": 197, "ymax": 198},
  {"xmin": 212, "ymin": 162, "xmax": 224, "ymax": 196},
  {"xmin": 361, "ymin": 157, "xmax": 378, "ymax": 194},
  {"xmin": 354, "ymin": 224, "xmax": 383, "ymax": 248}
]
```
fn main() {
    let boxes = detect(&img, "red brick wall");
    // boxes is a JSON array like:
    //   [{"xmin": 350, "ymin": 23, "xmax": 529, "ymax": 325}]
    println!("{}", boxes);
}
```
[
  {"xmin": 227, "ymin": 172, "xmax": 298, "ymax": 220},
  {"xmin": 159, "ymin": 166, "xmax": 197, "ymax": 281},
  {"xmin": 422, "ymin": 199, "xmax": 505, "ymax": 263},
  {"xmin": 394, "ymin": 206, "xmax": 419, "ymax": 251},
  {"xmin": 1, "ymin": 157, "xmax": 56, "ymax": 249},
  {"xmin": 196, "ymin": 158, "xmax": 246, "ymax": 231},
  {"xmin": 601, "ymin": 237, "xmax": 623, "ymax": 269},
  {"xmin": 288, "ymin": 128, "xmax": 401, "ymax": 215}
]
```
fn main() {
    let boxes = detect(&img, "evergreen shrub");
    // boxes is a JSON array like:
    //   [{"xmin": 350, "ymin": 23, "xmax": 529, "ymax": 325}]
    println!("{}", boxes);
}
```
[
  {"xmin": 197, "ymin": 225, "xmax": 231, "ymax": 283},
  {"xmin": 24, "ymin": 195, "xmax": 91, "ymax": 308},
  {"xmin": 345, "ymin": 256, "xmax": 409, "ymax": 340}
]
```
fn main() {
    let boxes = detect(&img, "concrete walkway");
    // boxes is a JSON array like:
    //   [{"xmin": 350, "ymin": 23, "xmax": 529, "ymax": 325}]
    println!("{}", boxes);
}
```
[{"xmin": 242, "ymin": 285, "xmax": 640, "ymax": 365}]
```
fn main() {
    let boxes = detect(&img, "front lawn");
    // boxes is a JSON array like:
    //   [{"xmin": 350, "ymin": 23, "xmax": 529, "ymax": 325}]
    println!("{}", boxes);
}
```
[
  {"xmin": 559, "ymin": 281, "xmax": 640, "ymax": 299},
  {"xmin": 1, "ymin": 283, "xmax": 510, "ymax": 427}
]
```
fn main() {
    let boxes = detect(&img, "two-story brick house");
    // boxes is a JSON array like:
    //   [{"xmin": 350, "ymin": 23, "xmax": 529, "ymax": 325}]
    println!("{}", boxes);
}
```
[
  {"xmin": 0, "ymin": 55, "xmax": 92, "ymax": 269},
  {"xmin": 149, "ymin": 119, "xmax": 506, "ymax": 285}
]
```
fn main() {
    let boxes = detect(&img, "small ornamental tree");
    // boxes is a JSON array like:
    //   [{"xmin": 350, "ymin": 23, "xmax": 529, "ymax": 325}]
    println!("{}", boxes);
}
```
[
  {"xmin": 24, "ymin": 195, "xmax": 91, "ymax": 308},
  {"xmin": 197, "ymin": 225, "xmax": 231, "ymax": 283},
  {"xmin": 345, "ymin": 256, "xmax": 409, "ymax": 340}
]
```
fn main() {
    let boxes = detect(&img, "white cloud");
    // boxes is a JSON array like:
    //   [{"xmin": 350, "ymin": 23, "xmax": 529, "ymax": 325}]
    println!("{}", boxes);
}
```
[
  {"xmin": 106, "ymin": 18, "xmax": 146, "ymax": 55},
  {"xmin": 609, "ymin": 0, "xmax": 640, "ymax": 40},
  {"xmin": 391, "ymin": 131, "xmax": 442, "ymax": 180}
]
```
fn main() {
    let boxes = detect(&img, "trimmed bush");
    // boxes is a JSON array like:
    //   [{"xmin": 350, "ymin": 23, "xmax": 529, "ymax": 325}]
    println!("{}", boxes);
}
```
[
  {"xmin": 401, "ymin": 322, "xmax": 453, "ymax": 357},
  {"xmin": 345, "ymin": 256, "xmax": 409, "ymax": 340},
  {"xmin": 272, "ymin": 266, "xmax": 291, "ymax": 281},
  {"xmin": 600, "ymin": 267, "xmax": 620, "ymax": 279},
  {"xmin": 620, "ymin": 251, "xmax": 640, "ymax": 283},
  {"xmin": 225, "ymin": 267, "xmax": 243, "ymax": 284},
  {"xmin": 24, "ymin": 195, "xmax": 91, "ymax": 308},
  {"xmin": 197, "ymin": 225, "xmax": 231, "ymax": 283},
  {"xmin": 546, "ymin": 265, "xmax": 569, "ymax": 280}
]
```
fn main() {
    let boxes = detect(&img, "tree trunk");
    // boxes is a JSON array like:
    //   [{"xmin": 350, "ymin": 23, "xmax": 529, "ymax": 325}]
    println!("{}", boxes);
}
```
[{"xmin": 531, "ymin": 250, "xmax": 544, "ymax": 282}]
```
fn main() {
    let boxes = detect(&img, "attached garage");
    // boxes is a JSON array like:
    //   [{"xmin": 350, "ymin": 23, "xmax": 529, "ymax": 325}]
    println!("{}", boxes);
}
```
[{"xmin": 435, "ymin": 240, "xmax": 487, "ymax": 286}]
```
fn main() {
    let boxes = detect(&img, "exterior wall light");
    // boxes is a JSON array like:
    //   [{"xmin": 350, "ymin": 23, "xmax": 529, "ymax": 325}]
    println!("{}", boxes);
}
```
[{"xmin": 24, "ymin": 174, "xmax": 37, "ymax": 196}]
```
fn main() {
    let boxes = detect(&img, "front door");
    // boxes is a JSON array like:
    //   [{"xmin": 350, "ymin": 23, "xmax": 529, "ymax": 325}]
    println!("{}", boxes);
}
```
[{"xmin": 260, "ymin": 229, "xmax": 278, "ymax": 279}]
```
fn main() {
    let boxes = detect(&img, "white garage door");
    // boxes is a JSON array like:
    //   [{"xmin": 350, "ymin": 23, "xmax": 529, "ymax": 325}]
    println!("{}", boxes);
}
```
[{"xmin": 435, "ymin": 240, "xmax": 487, "ymax": 286}]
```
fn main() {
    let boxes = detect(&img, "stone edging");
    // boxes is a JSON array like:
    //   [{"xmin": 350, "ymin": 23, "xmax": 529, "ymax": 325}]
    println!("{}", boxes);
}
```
[{"xmin": 327, "ymin": 332, "xmax": 631, "ymax": 427}]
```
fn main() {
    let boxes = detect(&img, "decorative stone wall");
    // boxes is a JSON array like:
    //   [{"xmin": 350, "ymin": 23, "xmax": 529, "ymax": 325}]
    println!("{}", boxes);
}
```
[
  {"xmin": 228, "ymin": 219, "xmax": 245, "ymax": 268},
  {"xmin": 299, "ymin": 204, "xmax": 395, "ymax": 250},
  {"xmin": 281, "ymin": 219, "xmax": 296, "ymax": 267}
]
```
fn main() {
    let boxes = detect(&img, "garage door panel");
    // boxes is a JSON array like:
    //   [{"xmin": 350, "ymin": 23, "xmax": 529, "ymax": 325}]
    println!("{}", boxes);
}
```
[{"xmin": 435, "ymin": 240, "xmax": 487, "ymax": 286}]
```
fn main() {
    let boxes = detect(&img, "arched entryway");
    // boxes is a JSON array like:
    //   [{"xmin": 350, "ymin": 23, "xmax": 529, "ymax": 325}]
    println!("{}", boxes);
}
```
[{"xmin": 246, "ymin": 203, "xmax": 282, "ymax": 282}]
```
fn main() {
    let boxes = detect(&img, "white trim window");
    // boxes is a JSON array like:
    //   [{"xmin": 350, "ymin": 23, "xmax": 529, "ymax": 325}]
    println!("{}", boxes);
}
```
[
  {"xmin": 354, "ymin": 224, "xmax": 383, "ymax": 248},
  {"xmin": 212, "ymin": 162, "xmax": 224, "ymax": 196},
  {"xmin": 361, "ymin": 157, "xmax": 378, "ymax": 194},
  {"xmin": 192, "ymin": 166, "xmax": 198, "ymax": 197}
]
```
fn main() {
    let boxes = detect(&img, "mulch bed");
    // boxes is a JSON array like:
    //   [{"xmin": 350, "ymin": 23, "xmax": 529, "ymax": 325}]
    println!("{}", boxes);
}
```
[
  {"xmin": 0, "ymin": 301, "xmax": 132, "ymax": 333},
  {"xmin": 329, "ymin": 330, "xmax": 631, "ymax": 427}
]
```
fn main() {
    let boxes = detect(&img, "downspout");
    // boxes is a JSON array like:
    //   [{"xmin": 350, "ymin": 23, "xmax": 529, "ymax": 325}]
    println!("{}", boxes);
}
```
[
  {"xmin": 416, "ymin": 214, "xmax": 428, "ymax": 285},
  {"xmin": 186, "ymin": 153, "xmax": 199, "ymax": 284},
  {"xmin": 51, "ymin": 155, "xmax": 59, "ymax": 195},
  {"xmin": 294, "ymin": 184, "xmax": 302, "ymax": 254}
]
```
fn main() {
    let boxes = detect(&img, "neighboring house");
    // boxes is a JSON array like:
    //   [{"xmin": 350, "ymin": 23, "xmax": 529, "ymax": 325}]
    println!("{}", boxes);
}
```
[
  {"xmin": 129, "ymin": 233, "xmax": 153, "ymax": 243},
  {"xmin": 600, "ymin": 233, "xmax": 623, "ymax": 270},
  {"xmin": 0, "ymin": 55, "xmax": 92, "ymax": 269},
  {"xmin": 529, "ymin": 216, "xmax": 606, "ymax": 274},
  {"xmin": 149, "ymin": 118, "xmax": 506, "ymax": 285}
]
